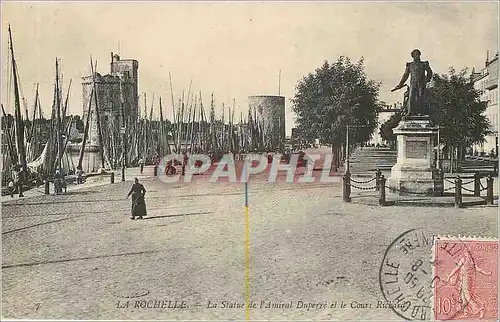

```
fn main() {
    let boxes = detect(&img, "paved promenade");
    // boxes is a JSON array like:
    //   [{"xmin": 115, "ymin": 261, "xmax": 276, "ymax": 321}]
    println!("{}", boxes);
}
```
[{"xmin": 2, "ymin": 167, "xmax": 497, "ymax": 320}]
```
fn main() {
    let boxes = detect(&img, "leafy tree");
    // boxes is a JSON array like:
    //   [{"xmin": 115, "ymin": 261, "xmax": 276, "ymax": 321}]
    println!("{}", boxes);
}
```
[
  {"xmin": 291, "ymin": 57, "xmax": 381, "ymax": 167},
  {"xmin": 379, "ymin": 111, "xmax": 402, "ymax": 147},
  {"xmin": 427, "ymin": 68, "xmax": 490, "ymax": 158}
]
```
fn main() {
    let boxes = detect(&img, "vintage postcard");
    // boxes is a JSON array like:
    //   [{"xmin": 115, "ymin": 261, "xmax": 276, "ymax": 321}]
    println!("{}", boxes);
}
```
[{"xmin": 1, "ymin": 1, "xmax": 498, "ymax": 321}]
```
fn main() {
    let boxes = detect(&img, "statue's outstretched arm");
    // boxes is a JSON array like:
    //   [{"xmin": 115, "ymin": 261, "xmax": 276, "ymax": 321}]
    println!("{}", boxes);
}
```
[
  {"xmin": 425, "ymin": 62, "xmax": 433, "ymax": 82},
  {"xmin": 392, "ymin": 63, "xmax": 410, "ymax": 91}
]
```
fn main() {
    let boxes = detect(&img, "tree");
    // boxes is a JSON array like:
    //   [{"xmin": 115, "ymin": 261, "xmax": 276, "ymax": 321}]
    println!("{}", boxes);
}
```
[
  {"xmin": 291, "ymin": 57, "xmax": 381, "ymax": 167},
  {"xmin": 379, "ymin": 111, "xmax": 402, "ymax": 148},
  {"xmin": 427, "ymin": 68, "xmax": 490, "ymax": 159}
]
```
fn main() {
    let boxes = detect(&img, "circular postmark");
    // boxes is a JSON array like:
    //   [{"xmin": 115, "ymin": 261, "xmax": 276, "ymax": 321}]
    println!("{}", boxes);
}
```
[
  {"xmin": 379, "ymin": 228, "xmax": 435, "ymax": 320},
  {"xmin": 379, "ymin": 229, "xmax": 485, "ymax": 321}
]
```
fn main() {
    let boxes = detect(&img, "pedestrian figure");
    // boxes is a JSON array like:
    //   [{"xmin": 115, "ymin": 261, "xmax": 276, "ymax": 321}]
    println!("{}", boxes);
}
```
[
  {"xmin": 8, "ymin": 179, "xmax": 14, "ymax": 198},
  {"xmin": 12, "ymin": 166, "xmax": 24, "ymax": 197},
  {"xmin": 182, "ymin": 151, "xmax": 189, "ymax": 176},
  {"xmin": 54, "ymin": 169, "xmax": 63, "ymax": 195},
  {"xmin": 18, "ymin": 168, "xmax": 25, "ymax": 197},
  {"xmin": 138, "ymin": 157, "xmax": 145, "ymax": 174},
  {"xmin": 76, "ymin": 166, "xmax": 83, "ymax": 184},
  {"xmin": 127, "ymin": 177, "xmax": 147, "ymax": 220}
]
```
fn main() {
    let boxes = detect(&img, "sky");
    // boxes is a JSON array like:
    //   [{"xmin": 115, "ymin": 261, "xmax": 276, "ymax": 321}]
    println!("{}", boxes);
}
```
[{"xmin": 2, "ymin": 1, "xmax": 498, "ymax": 135}]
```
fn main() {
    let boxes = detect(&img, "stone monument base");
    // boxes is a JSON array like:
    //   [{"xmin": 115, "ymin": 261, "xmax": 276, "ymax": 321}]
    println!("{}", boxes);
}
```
[{"xmin": 388, "ymin": 116, "xmax": 441, "ymax": 196}]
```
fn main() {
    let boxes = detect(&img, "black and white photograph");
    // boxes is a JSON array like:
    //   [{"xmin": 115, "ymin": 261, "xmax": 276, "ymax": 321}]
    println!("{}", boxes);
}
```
[{"xmin": 1, "ymin": 1, "xmax": 498, "ymax": 320}]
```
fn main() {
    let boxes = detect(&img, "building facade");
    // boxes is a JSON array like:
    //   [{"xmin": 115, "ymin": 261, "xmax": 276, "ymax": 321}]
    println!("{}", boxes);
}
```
[
  {"xmin": 82, "ymin": 53, "xmax": 139, "ymax": 146},
  {"xmin": 471, "ymin": 52, "xmax": 498, "ymax": 156},
  {"xmin": 369, "ymin": 101, "xmax": 403, "ymax": 146},
  {"xmin": 248, "ymin": 95, "xmax": 286, "ymax": 151}
]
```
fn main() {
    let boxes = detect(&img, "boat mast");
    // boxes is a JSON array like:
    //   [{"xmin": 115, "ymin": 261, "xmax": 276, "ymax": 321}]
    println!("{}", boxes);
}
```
[
  {"xmin": 55, "ymin": 58, "xmax": 63, "ymax": 172},
  {"xmin": 62, "ymin": 78, "xmax": 72, "ymax": 121},
  {"xmin": 90, "ymin": 58, "xmax": 105, "ymax": 169},
  {"xmin": 8, "ymin": 25, "xmax": 27, "ymax": 172},
  {"xmin": 77, "ymin": 87, "xmax": 93, "ymax": 170},
  {"xmin": 28, "ymin": 83, "xmax": 39, "ymax": 142},
  {"xmin": 118, "ymin": 75, "xmax": 127, "ymax": 168}
]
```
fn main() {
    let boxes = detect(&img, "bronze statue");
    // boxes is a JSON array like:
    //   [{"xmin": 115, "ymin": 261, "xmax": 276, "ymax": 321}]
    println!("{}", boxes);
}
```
[{"xmin": 392, "ymin": 49, "xmax": 433, "ymax": 116}]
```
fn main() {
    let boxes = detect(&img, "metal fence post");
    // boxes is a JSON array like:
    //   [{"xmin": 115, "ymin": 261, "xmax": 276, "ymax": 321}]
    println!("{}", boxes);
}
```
[
  {"xmin": 343, "ymin": 170, "xmax": 351, "ymax": 202},
  {"xmin": 486, "ymin": 174, "xmax": 494, "ymax": 205},
  {"xmin": 375, "ymin": 169, "xmax": 381, "ymax": 192},
  {"xmin": 154, "ymin": 165, "xmax": 158, "ymax": 177},
  {"xmin": 454, "ymin": 176, "xmax": 462, "ymax": 208},
  {"xmin": 110, "ymin": 172, "xmax": 115, "ymax": 184},
  {"xmin": 474, "ymin": 172, "xmax": 481, "ymax": 197},
  {"xmin": 438, "ymin": 169, "xmax": 444, "ymax": 196},
  {"xmin": 379, "ymin": 175, "xmax": 386, "ymax": 206},
  {"xmin": 44, "ymin": 179, "xmax": 50, "ymax": 195}
]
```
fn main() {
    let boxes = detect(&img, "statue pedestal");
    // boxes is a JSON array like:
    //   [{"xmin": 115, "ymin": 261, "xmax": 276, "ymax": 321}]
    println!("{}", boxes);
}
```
[{"xmin": 388, "ymin": 116, "xmax": 440, "ymax": 196}]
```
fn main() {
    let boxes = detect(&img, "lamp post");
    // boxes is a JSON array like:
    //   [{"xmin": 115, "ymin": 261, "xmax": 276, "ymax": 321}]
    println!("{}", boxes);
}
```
[
  {"xmin": 436, "ymin": 126, "xmax": 441, "ymax": 170},
  {"xmin": 121, "ymin": 126, "xmax": 126, "ymax": 181},
  {"xmin": 345, "ymin": 124, "xmax": 350, "ymax": 173}
]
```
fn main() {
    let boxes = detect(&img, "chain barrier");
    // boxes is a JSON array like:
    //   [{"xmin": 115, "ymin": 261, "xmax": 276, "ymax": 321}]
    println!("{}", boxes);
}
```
[
  {"xmin": 443, "ymin": 178, "xmax": 474, "ymax": 185},
  {"xmin": 462, "ymin": 186, "xmax": 476, "ymax": 193},
  {"xmin": 443, "ymin": 187, "xmax": 455, "ymax": 192},
  {"xmin": 350, "ymin": 177, "xmax": 376, "ymax": 184},
  {"xmin": 480, "ymin": 181, "xmax": 486, "ymax": 190},
  {"xmin": 348, "ymin": 182, "xmax": 377, "ymax": 191}
]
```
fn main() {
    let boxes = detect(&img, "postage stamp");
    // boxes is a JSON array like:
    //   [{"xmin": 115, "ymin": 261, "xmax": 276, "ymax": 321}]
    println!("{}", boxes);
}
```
[{"xmin": 433, "ymin": 237, "xmax": 498, "ymax": 320}]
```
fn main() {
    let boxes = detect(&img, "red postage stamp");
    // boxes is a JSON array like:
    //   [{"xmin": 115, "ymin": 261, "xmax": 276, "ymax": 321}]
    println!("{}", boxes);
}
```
[{"xmin": 433, "ymin": 237, "xmax": 498, "ymax": 320}]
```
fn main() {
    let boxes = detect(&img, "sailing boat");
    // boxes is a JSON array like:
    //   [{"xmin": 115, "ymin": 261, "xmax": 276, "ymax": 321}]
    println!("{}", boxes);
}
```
[
  {"xmin": 6, "ymin": 25, "xmax": 28, "ymax": 175},
  {"xmin": 27, "ymin": 58, "xmax": 75, "ymax": 177}
]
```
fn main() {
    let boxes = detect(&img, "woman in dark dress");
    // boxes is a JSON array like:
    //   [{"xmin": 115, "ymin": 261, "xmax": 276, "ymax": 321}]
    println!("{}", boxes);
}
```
[{"xmin": 127, "ymin": 178, "xmax": 147, "ymax": 220}]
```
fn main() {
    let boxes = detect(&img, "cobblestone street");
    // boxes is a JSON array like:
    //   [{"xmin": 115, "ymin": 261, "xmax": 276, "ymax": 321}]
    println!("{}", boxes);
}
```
[{"xmin": 2, "ymin": 173, "xmax": 497, "ymax": 320}]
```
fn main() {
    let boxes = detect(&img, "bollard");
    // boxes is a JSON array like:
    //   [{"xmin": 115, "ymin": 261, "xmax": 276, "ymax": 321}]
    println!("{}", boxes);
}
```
[
  {"xmin": 110, "ymin": 172, "xmax": 115, "ymax": 184},
  {"xmin": 486, "ymin": 174, "xmax": 494, "ymax": 205},
  {"xmin": 375, "ymin": 169, "xmax": 382, "ymax": 192},
  {"xmin": 454, "ymin": 176, "xmax": 463, "ymax": 208},
  {"xmin": 154, "ymin": 165, "xmax": 158, "ymax": 177},
  {"xmin": 121, "ymin": 165, "xmax": 125, "ymax": 182},
  {"xmin": 437, "ymin": 169, "xmax": 444, "ymax": 196},
  {"xmin": 343, "ymin": 170, "xmax": 351, "ymax": 202},
  {"xmin": 474, "ymin": 172, "xmax": 481, "ymax": 197},
  {"xmin": 44, "ymin": 180, "xmax": 50, "ymax": 195},
  {"xmin": 379, "ymin": 175, "xmax": 386, "ymax": 206}
]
